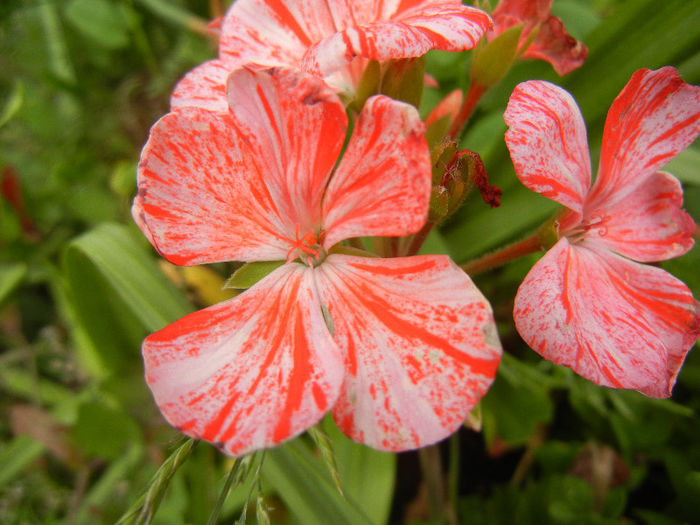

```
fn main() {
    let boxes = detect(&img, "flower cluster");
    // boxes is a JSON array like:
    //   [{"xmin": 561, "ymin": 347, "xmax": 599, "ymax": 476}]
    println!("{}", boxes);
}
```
[{"xmin": 133, "ymin": 0, "xmax": 699, "ymax": 457}]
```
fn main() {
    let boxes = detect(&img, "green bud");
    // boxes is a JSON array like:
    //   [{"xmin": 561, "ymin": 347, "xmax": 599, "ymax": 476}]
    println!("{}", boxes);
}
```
[
  {"xmin": 351, "ymin": 60, "xmax": 381, "ymax": 112},
  {"xmin": 429, "ymin": 186, "xmax": 449, "ymax": 224},
  {"xmin": 471, "ymin": 24, "xmax": 523, "ymax": 88},
  {"xmin": 379, "ymin": 56, "xmax": 426, "ymax": 108}
]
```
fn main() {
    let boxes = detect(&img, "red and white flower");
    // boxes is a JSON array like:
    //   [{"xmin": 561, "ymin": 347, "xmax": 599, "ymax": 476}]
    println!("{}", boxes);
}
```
[
  {"xmin": 504, "ymin": 67, "xmax": 700, "ymax": 397},
  {"xmin": 489, "ymin": 0, "xmax": 586, "ymax": 75},
  {"xmin": 171, "ymin": 0, "xmax": 492, "ymax": 111},
  {"xmin": 134, "ymin": 66, "xmax": 501, "ymax": 455}
]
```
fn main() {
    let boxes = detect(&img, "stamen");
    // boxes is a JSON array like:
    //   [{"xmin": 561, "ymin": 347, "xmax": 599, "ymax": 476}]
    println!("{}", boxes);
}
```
[{"xmin": 285, "ymin": 223, "xmax": 323, "ymax": 265}]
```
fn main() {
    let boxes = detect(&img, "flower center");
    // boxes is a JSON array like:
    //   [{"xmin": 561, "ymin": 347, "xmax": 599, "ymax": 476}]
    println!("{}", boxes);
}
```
[
  {"xmin": 569, "ymin": 210, "xmax": 610, "ymax": 243},
  {"xmin": 285, "ymin": 224, "xmax": 326, "ymax": 267}
]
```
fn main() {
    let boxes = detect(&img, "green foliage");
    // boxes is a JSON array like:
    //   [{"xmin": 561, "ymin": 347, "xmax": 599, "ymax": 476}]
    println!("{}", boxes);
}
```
[{"xmin": 0, "ymin": 0, "xmax": 699, "ymax": 523}]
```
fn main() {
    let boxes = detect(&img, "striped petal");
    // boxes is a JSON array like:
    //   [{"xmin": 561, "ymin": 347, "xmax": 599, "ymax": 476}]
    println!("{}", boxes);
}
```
[
  {"xmin": 491, "ymin": 0, "xmax": 586, "ymax": 76},
  {"xmin": 143, "ymin": 264, "xmax": 343, "ymax": 457},
  {"xmin": 514, "ymin": 238, "xmax": 700, "ymax": 398},
  {"xmin": 170, "ymin": 59, "xmax": 231, "ymax": 111},
  {"xmin": 301, "ymin": 2, "xmax": 491, "ymax": 77},
  {"xmin": 591, "ymin": 67, "xmax": 700, "ymax": 204},
  {"xmin": 504, "ymin": 80, "xmax": 591, "ymax": 216},
  {"xmin": 322, "ymin": 95, "xmax": 431, "ymax": 248},
  {"xmin": 315, "ymin": 254, "xmax": 502, "ymax": 451},
  {"xmin": 589, "ymin": 171, "xmax": 696, "ymax": 262},
  {"xmin": 136, "ymin": 67, "xmax": 346, "ymax": 265},
  {"xmin": 218, "ymin": 0, "xmax": 332, "ymax": 67}
]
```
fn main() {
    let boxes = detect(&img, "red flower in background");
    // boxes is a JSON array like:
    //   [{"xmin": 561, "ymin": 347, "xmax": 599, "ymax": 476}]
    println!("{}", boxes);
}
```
[
  {"xmin": 504, "ymin": 67, "xmax": 700, "ymax": 397},
  {"xmin": 171, "ymin": 0, "xmax": 492, "ymax": 111},
  {"xmin": 490, "ymin": 0, "xmax": 586, "ymax": 75},
  {"xmin": 134, "ymin": 67, "xmax": 501, "ymax": 455}
]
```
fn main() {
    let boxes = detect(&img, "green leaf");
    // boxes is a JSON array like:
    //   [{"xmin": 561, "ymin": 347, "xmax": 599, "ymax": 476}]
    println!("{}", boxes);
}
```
[
  {"xmin": 481, "ymin": 354, "xmax": 555, "ymax": 447},
  {"xmin": 665, "ymin": 144, "xmax": 700, "ymax": 185},
  {"xmin": 0, "ymin": 263, "xmax": 27, "ymax": 307},
  {"xmin": 65, "ymin": 223, "xmax": 191, "ymax": 333},
  {"xmin": 224, "ymin": 260, "xmax": 285, "ymax": 290},
  {"xmin": 71, "ymin": 401, "xmax": 141, "ymax": 460},
  {"xmin": 64, "ymin": 0, "xmax": 131, "ymax": 49},
  {"xmin": 62, "ymin": 223, "xmax": 192, "ymax": 376},
  {"xmin": 322, "ymin": 417, "xmax": 397, "ymax": 525},
  {"xmin": 0, "ymin": 435, "xmax": 45, "ymax": 488},
  {"xmin": 263, "ymin": 438, "xmax": 374, "ymax": 525},
  {"xmin": 0, "ymin": 80, "xmax": 24, "ymax": 129}
]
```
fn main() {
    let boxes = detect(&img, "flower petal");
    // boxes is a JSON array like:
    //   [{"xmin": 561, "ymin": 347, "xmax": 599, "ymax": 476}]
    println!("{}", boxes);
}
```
[
  {"xmin": 322, "ymin": 95, "xmax": 431, "ymax": 248},
  {"xmin": 170, "ymin": 59, "xmax": 231, "ymax": 111},
  {"xmin": 504, "ymin": 80, "xmax": 591, "ymax": 216},
  {"xmin": 592, "ymin": 67, "xmax": 700, "ymax": 203},
  {"xmin": 523, "ymin": 15, "xmax": 587, "ymax": 76},
  {"xmin": 143, "ymin": 264, "xmax": 343, "ymax": 457},
  {"xmin": 514, "ymin": 239, "xmax": 700, "ymax": 398},
  {"xmin": 491, "ymin": 0, "xmax": 586, "ymax": 76},
  {"xmin": 301, "ymin": 2, "xmax": 492, "ymax": 77},
  {"xmin": 315, "ymin": 254, "xmax": 502, "ymax": 451},
  {"xmin": 136, "ymin": 67, "xmax": 347, "ymax": 265},
  {"xmin": 591, "ymin": 171, "xmax": 696, "ymax": 262},
  {"xmin": 425, "ymin": 88, "xmax": 462, "ymax": 129}
]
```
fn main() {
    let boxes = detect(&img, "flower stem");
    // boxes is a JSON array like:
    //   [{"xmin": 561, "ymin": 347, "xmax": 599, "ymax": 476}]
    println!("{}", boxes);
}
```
[
  {"xmin": 461, "ymin": 231, "xmax": 544, "ymax": 276},
  {"xmin": 417, "ymin": 445, "xmax": 445, "ymax": 524},
  {"xmin": 448, "ymin": 82, "xmax": 487, "ymax": 140}
]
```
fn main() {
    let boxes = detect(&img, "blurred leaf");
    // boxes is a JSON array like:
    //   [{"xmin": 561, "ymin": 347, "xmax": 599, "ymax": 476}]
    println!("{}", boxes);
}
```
[
  {"xmin": 224, "ymin": 261, "xmax": 284, "ymax": 290},
  {"xmin": 481, "ymin": 354, "xmax": 555, "ymax": 447},
  {"xmin": 322, "ymin": 417, "xmax": 397, "ymax": 525},
  {"xmin": 0, "ymin": 262, "xmax": 26, "ymax": 306},
  {"xmin": 0, "ymin": 435, "xmax": 45, "ymax": 488},
  {"xmin": 263, "ymin": 438, "xmax": 374, "ymax": 525},
  {"xmin": 665, "ymin": 144, "xmax": 700, "ymax": 185},
  {"xmin": 64, "ymin": 0, "xmax": 131, "ymax": 49},
  {"xmin": 71, "ymin": 400, "xmax": 141, "ymax": 460},
  {"xmin": 0, "ymin": 80, "xmax": 24, "ymax": 129},
  {"xmin": 63, "ymin": 223, "xmax": 192, "ymax": 375},
  {"xmin": 76, "ymin": 442, "xmax": 144, "ymax": 525}
]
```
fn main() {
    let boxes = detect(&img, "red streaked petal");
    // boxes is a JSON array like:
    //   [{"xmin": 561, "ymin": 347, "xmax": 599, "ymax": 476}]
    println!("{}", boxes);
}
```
[
  {"xmin": 143, "ymin": 264, "xmax": 343, "ymax": 457},
  {"xmin": 301, "ymin": 3, "xmax": 491, "ymax": 77},
  {"xmin": 425, "ymin": 88, "xmax": 462, "ymax": 128},
  {"xmin": 591, "ymin": 171, "xmax": 696, "ymax": 262},
  {"xmin": 592, "ymin": 67, "xmax": 700, "ymax": 203},
  {"xmin": 514, "ymin": 239, "xmax": 700, "ymax": 398},
  {"xmin": 137, "ymin": 68, "xmax": 347, "ymax": 265},
  {"xmin": 226, "ymin": 67, "xmax": 347, "ymax": 236},
  {"xmin": 137, "ymin": 108, "xmax": 288, "ymax": 264},
  {"xmin": 504, "ymin": 80, "xmax": 591, "ymax": 216},
  {"xmin": 170, "ymin": 59, "xmax": 231, "ymax": 112},
  {"xmin": 218, "ymin": 0, "xmax": 331, "ymax": 68},
  {"xmin": 522, "ymin": 15, "xmax": 587, "ymax": 76},
  {"xmin": 315, "ymin": 254, "xmax": 502, "ymax": 451},
  {"xmin": 491, "ymin": 0, "xmax": 586, "ymax": 75},
  {"xmin": 322, "ymin": 95, "xmax": 431, "ymax": 247}
]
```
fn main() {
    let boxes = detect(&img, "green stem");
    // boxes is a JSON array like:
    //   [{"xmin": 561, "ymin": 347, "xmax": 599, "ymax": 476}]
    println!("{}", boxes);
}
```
[
  {"xmin": 206, "ymin": 458, "xmax": 242, "ymax": 525},
  {"xmin": 446, "ymin": 433, "xmax": 460, "ymax": 525},
  {"xmin": 404, "ymin": 220, "xmax": 435, "ymax": 256},
  {"xmin": 461, "ymin": 231, "xmax": 544, "ymax": 276},
  {"xmin": 116, "ymin": 438, "xmax": 197, "ymax": 525},
  {"xmin": 448, "ymin": 82, "xmax": 486, "ymax": 140},
  {"xmin": 418, "ymin": 445, "xmax": 445, "ymax": 524}
]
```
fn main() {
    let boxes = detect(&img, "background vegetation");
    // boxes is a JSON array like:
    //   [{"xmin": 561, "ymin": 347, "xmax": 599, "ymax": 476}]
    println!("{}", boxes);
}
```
[{"xmin": 1, "ymin": 0, "xmax": 699, "ymax": 523}]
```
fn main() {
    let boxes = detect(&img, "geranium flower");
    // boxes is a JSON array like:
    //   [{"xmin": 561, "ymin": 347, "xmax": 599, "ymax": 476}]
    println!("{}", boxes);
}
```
[
  {"xmin": 504, "ymin": 67, "xmax": 700, "ymax": 397},
  {"xmin": 134, "ymin": 66, "xmax": 501, "ymax": 455},
  {"xmin": 171, "ymin": 0, "xmax": 492, "ymax": 111},
  {"xmin": 489, "ymin": 0, "xmax": 586, "ymax": 75}
]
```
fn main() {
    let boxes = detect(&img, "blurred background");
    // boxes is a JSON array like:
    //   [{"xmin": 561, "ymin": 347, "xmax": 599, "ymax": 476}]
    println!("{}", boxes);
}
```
[{"xmin": 1, "ymin": 1, "xmax": 699, "ymax": 523}]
